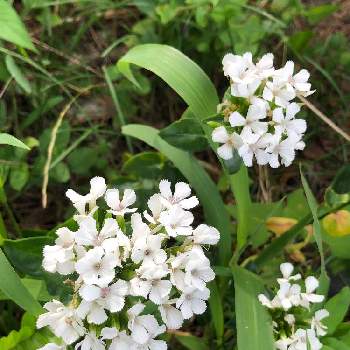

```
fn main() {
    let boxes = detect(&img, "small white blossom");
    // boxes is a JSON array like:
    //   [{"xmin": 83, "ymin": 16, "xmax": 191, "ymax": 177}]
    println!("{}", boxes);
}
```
[
  {"xmin": 66, "ymin": 176, "xmax": 106, "ymax": 222},
  {"xmin": 311, "ymin": 309, "xmax": 329, "ymax": 336},
  {"xmin": 159, "ymin": 297, "xmax": 184, "ymax": 330},
  {"xmin": 278, "ymin": 262, "xmax": 302, "ymax": 285},
  {"xmin": 105, "ymin": 188, "xmax": 137, "ymax": 216},
  {"xmin": 143, "ymin": 194, "xmax": 165, "ymax": 225},
  {"xmin": 191, "ymin": 224, "xmax": 220, "ymax": 245},
  {"xmin": 131, "ymin": 234, "xmax": 167, "ymax": 264},
  {"xmin": 212, "ymin": 126, "xmax": 242, "ymax": 160},
  {"xmin": 75, "ymin": 331, "xmax": 105, "ymax": 350},
  {"xmin": 158, "ymin": 180, "xmax": 199, "ymax": 210},
  {"xmin": 229, "ymin": 103, "xmax": 267, "ymax": 135},
  {"xmin": 176, "ymin": 287, "xmax": 210, "ymax": 319},
  {"xmin": 75, "ymin": 246, "xmax": 117, "ymax": 287},
  {"xmin": 37, "ymin": 300, "xmax": 85, "ymax": 345},
  {"xmin": 273, "ymin": 103, "xmax": 306, "ymax": 137},
  {"xmin": 159, "ymin": 206, "xmax": 193, "ymax": 237},
  {"xmin": 300, "ymin": 276, "xmax": 324, "ymax": 309},
  {"xmin": 101, "ymin": 327, "xmax": 135, "ymax": 350}
]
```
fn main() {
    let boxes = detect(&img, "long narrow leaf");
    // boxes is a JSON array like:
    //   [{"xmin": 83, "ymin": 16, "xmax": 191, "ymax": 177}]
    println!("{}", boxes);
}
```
[
  {"xmin": 232, "ymin": 266, "xmax": 275, "ymax": 350},
  {"xmin": 118, "ymin": 44, "xmax": 251, "ymax": 261},
  {"xmin": 0, "ymin": 249, "xmax": 43, "ymax": 316},
  {"xmin": 123, "ymin": 124, "xmax": 232, "ymax": 264}
]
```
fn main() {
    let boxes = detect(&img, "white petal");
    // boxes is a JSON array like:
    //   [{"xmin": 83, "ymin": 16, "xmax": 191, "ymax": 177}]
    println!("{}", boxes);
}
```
[
  {"xmin": 90, "ymin": 176, "xmax": 106, "ymax": 198},
  {"xmin": 212, "ymin": 126, "xmax": 229, "ymax": 143},
  {"xmin": 229, "ymin": 111, "xmax": 246, "ymax": 127}
]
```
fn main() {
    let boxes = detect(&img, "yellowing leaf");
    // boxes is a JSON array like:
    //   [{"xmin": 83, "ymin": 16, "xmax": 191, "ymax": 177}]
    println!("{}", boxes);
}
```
[
  {"xmin": 322, "ymin": 210, "xmax": 350, "ymax": 237},
  {"xmin": 266, "ymin": 217, "xmax": 298, "ymax": 236}
]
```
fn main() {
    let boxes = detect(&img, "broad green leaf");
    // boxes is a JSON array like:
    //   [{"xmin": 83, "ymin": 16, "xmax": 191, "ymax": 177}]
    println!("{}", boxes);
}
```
[
  {"xmin": 0, "ymin": 249, "xmax": 43, "ymax": 316},
  {"xmin": 5, "ymin": 55, "xmax": 31, "ymax": 94},
  {"xmin": 232, "ymin": 266, "xmax": 275, "ymax": 350},
  {"xmin": 0, "ymin": 0, "xmax": 36, "ymax": 51},
  {"xmin": 323, "ymin": 287, "xmax": 350, "ymax": 335},
  {"xmin": 208, "ymin": 281, "xmax": 224, "ymax": 343},
  {"xmin": 117, "ymin": 44, "xmax": 219, "ymax": 120},
  {"xmin": 175, "ymin": 334, "xmax": 209, "ymax": 350},
  {"xmin": 159, "ymin": 118, "xmax": 208, "ymax": 152},
  {"xmin": 323, "ymin": 338, "xmax": 350, "ymax": 350},
  {"xmin": 123, "ymin": 124, "xmax": 232, "ymax": 264},
  {"xmin": 0, "ymin": 133, "xmax": 30, "ymax": 150},
  {"xmin": 3, "ymin": 236, "xmax": 53, "ymax": 277}
]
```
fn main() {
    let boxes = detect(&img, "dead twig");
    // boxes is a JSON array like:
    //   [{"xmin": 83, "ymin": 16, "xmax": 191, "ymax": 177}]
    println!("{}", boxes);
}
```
[{"xmin": 298, "ymin": 95, "xmax": 350, "ymax": 143}]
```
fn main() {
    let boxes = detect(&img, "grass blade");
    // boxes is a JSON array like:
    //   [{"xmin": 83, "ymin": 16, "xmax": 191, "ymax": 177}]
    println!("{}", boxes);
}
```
[{"xmin": 232, "ymin": 266, "xmax": 275, "ymax": 350}]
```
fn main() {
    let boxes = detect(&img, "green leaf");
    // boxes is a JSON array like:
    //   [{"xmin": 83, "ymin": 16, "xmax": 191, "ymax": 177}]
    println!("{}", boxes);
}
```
[
  {"xmin": 3, "ymin": 236, "xmax": 53, "ymax": 277},
  {"xmin": 159, "ymin": 118, "xmax": 208, "ymax": 152},
  {"xmin": 300, "ymin": 168, "xmax": 325, "ymax": 271},
  {"xmin": 0, "ymin": 133, "xmax": 30, "ymax": 150},
  {"xmin": 0, "ymin": 0, "xmax": 36, "ymax": 51},
  {"xmin": 175, "ymin": 334, "xmax": 209, "ymax": 350},
  {"xmin": 208, "ymin": 281, "xmax": 224, "ymax": 343},
  {"xmin": 288, "ymin": 31, "xmax": 313, "ymax": 53},
  {"xmin": 323, "ymin": 287, "xmax": 350, "ymax": 335},
  {"xmin": 5, "ymin": 55, "xmax": 31, "ymax": 94},
  {"xmin": 323, "ymin": 338, "xmax": 350, "ymax": 350},
  {"xmin": 9, "ymin": 163, "xmax": 29, "ymax": 191},
  {"xmin": 117, "ymin": 44, "xmax": 219, "ymax": 121},
  {"xmin": 123, "ymin": 124, "xmax": 232, "ymax": 265},
  {"xmin": 230, "ymin": 166, "xmax": 251, "ymax": 251},
  {"xmin": 332, "ymin": 165, "xmax": 350, "ymax": 194},
  {"xmin": 0, "ymin": 249, "xmax": 43, "ymax": 316},
  {"xmin": 304, "ymin": 4, "xmax": 338, "ymax": 24},
  {"xmin": 122, "ymin": 151, "xmax": 164, "ymax": 179},
  {"xmin": 232, "ymin": 266, "xmax": 275, "ymax": 350}
]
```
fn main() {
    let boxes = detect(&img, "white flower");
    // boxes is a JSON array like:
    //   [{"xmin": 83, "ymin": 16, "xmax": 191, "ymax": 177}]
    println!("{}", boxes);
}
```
[
  {"xmin": 159, "ymin": 297, "xmax": 184, "ymax": 330},
  {"xmin": 38, "ymin": 344, "xmax": 66, "ymax": 350},
  {"xmin": 159, "ymin": 206, "xmax": 193, "ymax": 237},
  {"xmin": 66, "ymin": 176, "xmax": 106, "ymax": 222},
  {"xmin": 212, "ymin": 126, "xmax": 242, "ymax": 160},
  {"xmin": 284, "ymin": 313, "xmax": 296, "ymax": 326},
  {"xmin": 275, "ymin": 336, "xmax": 292, "ymax": 350},
  {"xmin": 158, "ymin": 179, "xmax": 199, "ymax": 210},
  {"xmin": 43, "ymin": 227, "xmax": 75, "ymax": 275},
  {"xmin": 136, "ymin": 261, "xmax": 169, "ymax": 280},
  {"xmin": 131, "ymin": 234, "xmax": 167, "ymax": 264},
  {"xmin": 222, "ymin": 52, "xmax": 256, "ymax": 84},
  {"xmin": 277, "ymin": 262, "xmax": 301, "ymax": 285},
  {"xmin": 184, "ymin": 258, "xmax": 215, "ymax": 290},
  {"xmin": 75, "ymin": 217, "xmax": 120, "ymax": 247},
  {"xmin": 127, "ymin": 303, "xmax": 165, "ymax": 345},
  {"xmin": 77, "ymin": 280, "xmax": 129, "ymax": 323},
  {"xmin": 133, "ymin": 324, "xmax": 167, "ymax": 350},
  {"xmin": 176, "ymin": 287, "xmax": 210, "ymax": 319},
  {"xmin": 105, "ymin": 188, "xmax": 137, "ymax": 216},
  {"xmin": 274, "ymin": 61, "xmax": 315, "ymax": 97},
  {"xmin": 230, "ymin": 79, "xmax": 260, "ymax": 99},
  {"xmin": 263, "ymin": 79, "xmax": 296, "ymax": 108},
  {"xmin": 300, "ymin": 276, "xmax": 324, "ymax": 309},
  {"xmin": 264, "ymin": 132, "xmax": 303, "ymax": 168},
  {"xmin": 229, "ymin": 103, "xmax": 267, "ymax": 135},
  {"xmin": 191, "ymin": 224, "xmax": 220, "ymax": 245},
  {"xmin": 75, "ymin": 246, "xmax": 117, "ymax": 287},
  {"xmin": 130, "ymin": 277, "xmax": 172, "ymax": 305},
  {"xmin": 289, "ymin": 328, "xmax": 322, "ymax": 350},
  {"xmin": 311, "ymin": 309, "xmax": 329, "ymax": 336},
  {"xmin": 143, "ymin": 194, "xmax": 165, "ymax": 225},
  {"xmin": 75, "ymin": 331, "xmax": 105, "ymax": 350},
  {"xmin": 101, "ymin": 327, "xmax": 135, "ymax": 350},
  {"xmin": 277, "ymin": 282, "xmax": 301, "ymax": 310},
  {"xmin": 238, "ymin": 128, "xmax": 270, "ymax": 167},
  {"xmin": 131, "ymin": 213, "xmax": 152, "ymax": 243},
  {"xmin": 37, "ymin": 300, "xmax": 85, "ymax": 345},
  {"xmin": 273, "ymin": 103, "xmax": 306, "ymax": 137},
  {"xmin": 254, "ymin": 53, "xmax": 275, "ymax": 78}
]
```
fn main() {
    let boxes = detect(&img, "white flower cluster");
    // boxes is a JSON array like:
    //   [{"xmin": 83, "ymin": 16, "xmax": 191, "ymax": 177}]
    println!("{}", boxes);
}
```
[
  {"xmin": 212, "ymin": 52, "xmax": 315, "ymax": 168},
  {"xmin": 37, "ymin": 176, "xmax": 220, "ymax": 350},
  {"xmin": 258, "ymin": 263, "xmax": 329, "ymax": 350}
]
